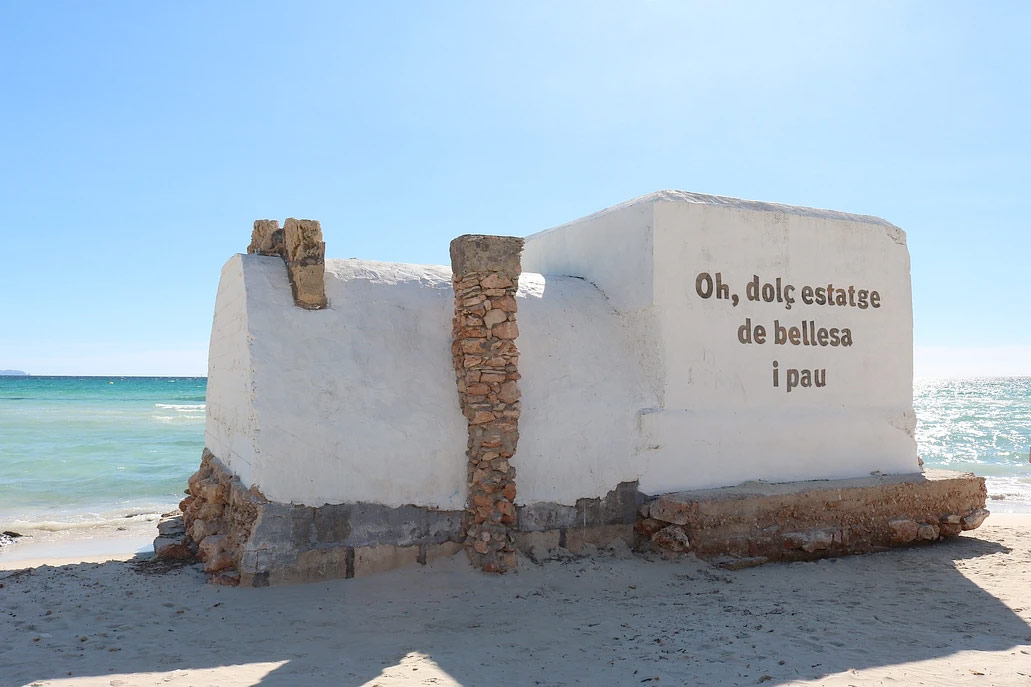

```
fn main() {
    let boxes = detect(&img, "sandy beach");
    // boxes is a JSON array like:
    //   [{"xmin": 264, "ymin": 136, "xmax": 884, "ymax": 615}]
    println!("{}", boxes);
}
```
[{"xmin": 1, "ymin": 515, "xmax": 1029, "ymax": 687}]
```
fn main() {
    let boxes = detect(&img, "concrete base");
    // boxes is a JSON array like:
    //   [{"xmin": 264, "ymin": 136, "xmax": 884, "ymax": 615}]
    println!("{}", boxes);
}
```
[
  {"xmin": 158, "ymin": 451, "xmax": 650, "ymax": 585},
  {"xmin": 512, "ymin": 481, "xmax": 643, "ymax": 556},
  {"xmin": 160, "ymin": 453, "xmax": 989, "ymax": 582},
  {"xmin": 157, "ymin": 449, "xmax": 466, "ymax": 586},
  {"xmin": 637, "ymin": 470, "xmax": 989, "ymax": 567},
  {"xmin": 237, "ymin": 498, "xmax": 464, "ymax": 587}
]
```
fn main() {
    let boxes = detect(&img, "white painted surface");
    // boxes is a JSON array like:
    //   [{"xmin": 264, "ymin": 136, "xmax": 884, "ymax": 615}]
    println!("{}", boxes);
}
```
[
  {"xmin": 206, "ymin": 190, "xmax": 917, "ymax": 510},
  {"xmin": 522, "ymin": 198, "xmax": 654, "ymax": 311},
  {"xmin": 205, "ymin": 255, "xmax": 655, "ymax": 507},
  {"xmin": 248, "ymin": 257, "xmax": 472, "ymax": 508},
  {"xmin": 207, "ymin": 256, "xmax": 469, "ymax": 509},
  {"xmin": 516, "ymin": 274, "xmax": 657, "ymax": 504},
  {"xmin": 204, "ymin": 256, "xmax": 257, "ymax": 487},
  {"xmin": 524, "ymin": 191, "xmax": 917, "ymax": 492}
]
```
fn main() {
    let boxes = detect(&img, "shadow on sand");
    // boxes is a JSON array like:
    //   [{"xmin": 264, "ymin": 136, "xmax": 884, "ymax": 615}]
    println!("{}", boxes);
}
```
[{"xmin": 3, "ymin": 533, "xmax": 1028, "ymax": 687}]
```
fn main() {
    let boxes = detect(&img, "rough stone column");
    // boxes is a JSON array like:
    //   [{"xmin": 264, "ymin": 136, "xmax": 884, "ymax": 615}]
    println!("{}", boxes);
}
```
[
  {"xmin": 247, "ymin": 218, "xmax": 327, "ymax": 309},
  {"xmin": 450, "ymin": 234, "xmax": 524, "ymax": 573},
  {"xmin": 283, "ymin": 218, "xmax": 327, "ymax": 310},
  {"xmin": 248, "ymin": 219, "xmax": 284, "ymax": 257}
]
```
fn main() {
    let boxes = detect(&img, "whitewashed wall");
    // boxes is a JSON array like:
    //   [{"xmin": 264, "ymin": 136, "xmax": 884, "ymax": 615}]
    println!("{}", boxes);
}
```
[
  {"xmin": 205, "ymin": 255, "xmax": 654, "ymax": 508},
  {"xmin": 206, "ymin": 191, "xmax": 918, "ymax": 510},
  {"xmin": 207, "ymin": 256, "xmax": 469, "ymax": 509},
  {"xmin": 524, "ymin": 191, "xmax": 917, "ymax": 493},
  {"xmin": 204, "ymin": 257, "xmax": 258, "ymax": 487},
  {"xmin": 516, "ymin": 273, "xmax": 656, "ymax": 504}
]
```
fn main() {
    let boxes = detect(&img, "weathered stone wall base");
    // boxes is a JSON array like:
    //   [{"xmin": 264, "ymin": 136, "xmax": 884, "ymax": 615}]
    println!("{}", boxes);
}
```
[
  {"xmin": 154, "ymin": 448, "xmax": 263, "ymax": 585},
  {"xmin": 156, "ymin": 448, "xmax": 465, "ymax": 586},
  {"xmin": 512, "ymin": 481, "xmax": 643, "ymax": 558},
  {"xmin": 638, "ymin": 469, "xmax": 989, "ymax": 567},
  {"xmin": 514, "ymin": 524, "xmax": 635, "ymax": 558},
  {"xmin": 239, "ymin": 540, "xmax": 466, "ymax": 586},
  {"xmin": 159, "ymin": 460, "xmax": 991, "ymax": 580},
  {"xmin": 237, "ymin": 497, "xmax": 465, "ymax": 586},
  {"xmin": 157, "ymin": 454, "xmax": 654, "ymax": 583}
]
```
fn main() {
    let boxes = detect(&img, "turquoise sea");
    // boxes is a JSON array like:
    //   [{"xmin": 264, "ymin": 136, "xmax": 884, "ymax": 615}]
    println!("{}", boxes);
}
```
[
  {"xmin": 0, "ymin": 376, "xmax": 206, "ymax": 547},
  {"xmin": 0, "ymin": 376, "xmax": 1028, "ymax": 548},
  {"xmin": 913, "ymin": 376, "xmax": 1031, "ymax": 508}
]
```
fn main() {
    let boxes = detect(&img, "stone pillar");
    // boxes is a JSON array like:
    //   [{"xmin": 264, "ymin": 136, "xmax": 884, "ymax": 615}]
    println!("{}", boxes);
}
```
[
  {"xmin": 450, "ymin": 234, "xmax": 524, "ymax": 573},
  {"xmin": 248, "ymin": 219, "xmax": 284, "ymax": 257},
  {"xmin": 283, "ymin": 218, "xmax": 327, "ymax": 310},
  {"xmin": 247, "ymin": 218, "xmax": 327, "ymax": 309}
]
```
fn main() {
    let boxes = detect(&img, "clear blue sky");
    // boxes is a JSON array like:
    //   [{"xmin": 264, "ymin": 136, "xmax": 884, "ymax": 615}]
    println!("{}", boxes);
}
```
[{"xmin": 2, "ymin": 1, "xmax": 1028, "ymax": 376}]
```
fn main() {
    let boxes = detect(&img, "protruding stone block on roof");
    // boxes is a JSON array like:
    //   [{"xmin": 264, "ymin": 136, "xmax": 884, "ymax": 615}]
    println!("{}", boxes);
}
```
[
  {"xmin": 283, "ymin": 218, "xmax": 327, "ymax": 310},
  {"xmin": 245, "ymin": 217, "xmax": 327, "ymax": 309},
  {"xmin": 248, "ymin": 219, "xmax": 284, "ymax": 256}
]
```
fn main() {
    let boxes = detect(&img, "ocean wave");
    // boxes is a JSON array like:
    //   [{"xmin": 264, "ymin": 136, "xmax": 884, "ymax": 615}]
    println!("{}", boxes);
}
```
[
  {"xmin": 152, "ymin": 415, "xmax": 204, "ymax": 424},
  {"xmin": 4, "ymin": 511, "xmax": 163, "ymax": 532},
  {"xmin": 154, "ymin": 403, "xmax": 206, "ymax": 411},
  {"xmin": 986, "ymin": 476, "xmax": 1031, "ymax": 499}
]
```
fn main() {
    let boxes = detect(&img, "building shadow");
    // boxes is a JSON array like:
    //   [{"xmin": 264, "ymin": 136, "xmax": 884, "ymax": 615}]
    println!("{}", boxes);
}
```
[{"xmin": 2, "ymin": 532, "xmax": 1028, "ymax": 687}]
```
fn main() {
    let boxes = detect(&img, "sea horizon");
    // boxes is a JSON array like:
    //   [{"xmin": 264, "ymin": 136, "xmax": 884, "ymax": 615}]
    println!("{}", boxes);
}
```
[
  {"xmin": 0, "ymin": 376, "xmax": 208, "ymax": 557},
  {"xmin": 7, "ymin": 373, "xmax": 1029, "ymax": 378}
]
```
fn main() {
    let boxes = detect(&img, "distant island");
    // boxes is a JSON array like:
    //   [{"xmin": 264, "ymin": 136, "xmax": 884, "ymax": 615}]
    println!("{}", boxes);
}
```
[{"xmin": 0, "ymin": 369, "xmax": 28, "ymax": 376}]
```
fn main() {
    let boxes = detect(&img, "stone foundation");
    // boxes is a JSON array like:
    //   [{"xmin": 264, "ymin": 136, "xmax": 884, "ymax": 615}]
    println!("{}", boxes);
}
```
[
  {"xmin": 157, "ymin": 449, "xmax": 464, "ymax": 586},
  {"xmin": 155, "ymin": 448, "xmax": 260, "ymax": 585},
  {"xmin": 638, "ymin": 469, "xmax": 989, "ymax": 567},
  {"xmin": 513, "ymin": 481, "xmax": 644, "ymax": 556},
  {"xmin": 157, "ymin": 456, "xmax": 992, "ymax": 582},
  {"xmin": 158, "ymin": 448, "xmax": 648, "ymax": 584}
]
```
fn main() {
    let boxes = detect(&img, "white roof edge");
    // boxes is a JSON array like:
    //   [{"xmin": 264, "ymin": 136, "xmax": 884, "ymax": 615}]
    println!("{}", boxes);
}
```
[
  {"xmin": 243, "ymin": 254, "xmax": 568, "ymax": 283},
  {"xmin": 243, "ymin": 253, "xmax": 454, "ymax": 281},
  {"xmin": 525, "ymin": 190, "xmax": 906, "ymax": 245},
  {"xmin": 323, "ymin": 257, "xmax": 452, "ymax": 273}
]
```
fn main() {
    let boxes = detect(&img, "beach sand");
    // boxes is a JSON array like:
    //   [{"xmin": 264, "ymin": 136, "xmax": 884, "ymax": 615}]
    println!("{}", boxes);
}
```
[{"xmin": 2, "ymin": 515, "xmax": 1030, "ymax": 687}]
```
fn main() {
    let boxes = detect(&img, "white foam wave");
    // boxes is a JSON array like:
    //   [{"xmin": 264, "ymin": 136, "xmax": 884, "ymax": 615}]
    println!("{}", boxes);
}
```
[
  {"xmin": 5, "ymin": 511, "xmax": 162, "ymax": 532},
  {"xmin": 986, "ymin": 476, "xmax": 1031, "ymax": 504},
  {"xmin": 152, "ymin": 415, "xmax": 204, "ymax": 424},
  {"xmin": 154, "ymin": 403, "xmax": 206, "ymax": 411}
]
